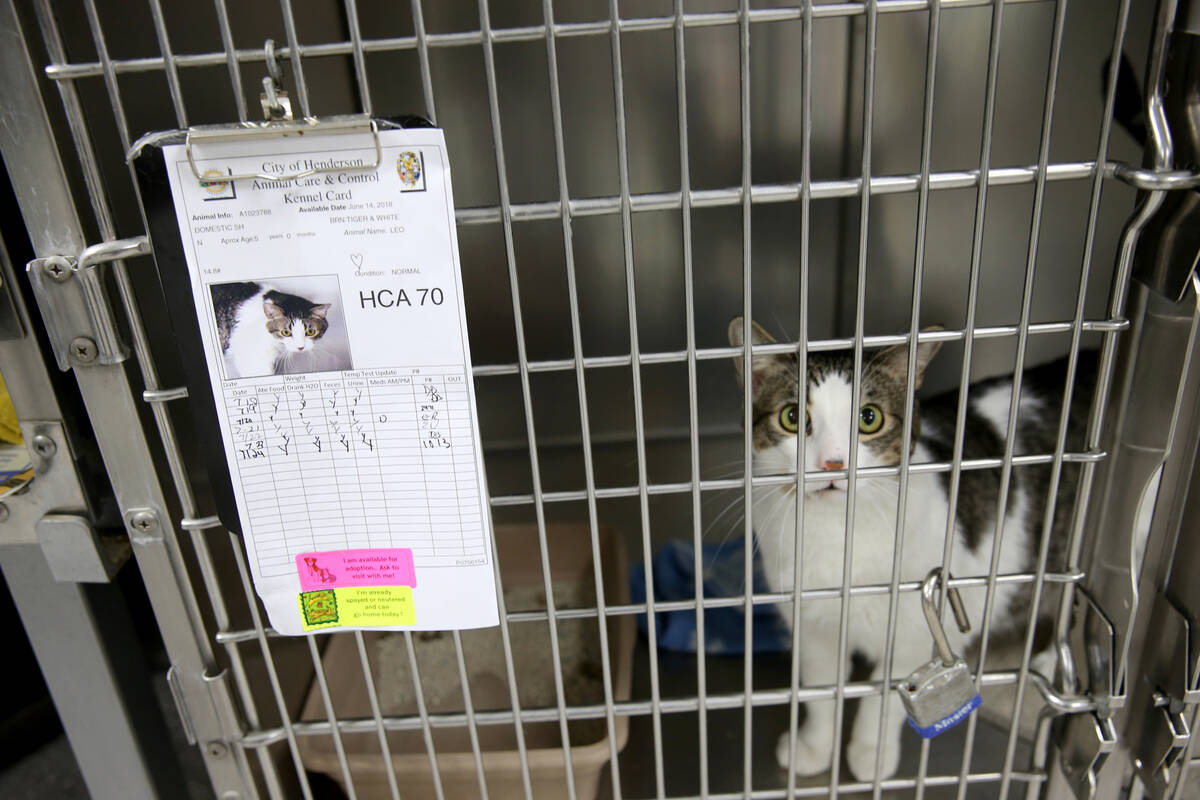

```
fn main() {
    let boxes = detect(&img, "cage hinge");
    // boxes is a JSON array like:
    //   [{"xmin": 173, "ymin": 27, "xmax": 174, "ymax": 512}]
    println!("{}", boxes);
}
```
[
  {"xmin": 166, "ymin": 664, "xmax": 245, "ymax": 750},
  {"xmin": 25, "ymin": 236, "xmax": 150, "ymax": 371}
]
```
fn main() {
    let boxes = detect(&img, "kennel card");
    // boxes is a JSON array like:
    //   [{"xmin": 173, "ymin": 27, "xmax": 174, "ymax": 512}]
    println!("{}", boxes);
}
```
[{"xmin": 157, "ymin": 126, "xmax": 499, "ymax": 635}]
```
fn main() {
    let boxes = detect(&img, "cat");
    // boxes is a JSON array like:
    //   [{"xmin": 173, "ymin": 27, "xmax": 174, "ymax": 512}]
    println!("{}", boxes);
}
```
[
  {"xmin": 212, "ymin": 282, "xmax": 331, "ymax": 378},
  {"xmin": 728, "ymin": 317, "xmax": 1091, "ymax": 780}
]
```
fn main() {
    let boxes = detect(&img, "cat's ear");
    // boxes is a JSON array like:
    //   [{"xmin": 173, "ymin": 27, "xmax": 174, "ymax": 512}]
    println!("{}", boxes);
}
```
[
  {"xmin": 728, "ymin": 317, "xmax": 781, "ymax": 393},
  {"xmin": 263, "ymin": 300, "xmax": 285, "ymax": 319},
  {"xmin": 870, "ymin": 325, "xmax": 943, "ymax": 389},
  {"xmin": 309, "ymin": 304, "xmax": 331, "ymax": 319}
]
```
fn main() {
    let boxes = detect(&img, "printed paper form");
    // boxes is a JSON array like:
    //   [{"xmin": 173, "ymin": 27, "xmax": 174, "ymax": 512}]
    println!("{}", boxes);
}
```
[{"xmin": 163, "ymin": 127, "xmax": 499, "ymax": 635}]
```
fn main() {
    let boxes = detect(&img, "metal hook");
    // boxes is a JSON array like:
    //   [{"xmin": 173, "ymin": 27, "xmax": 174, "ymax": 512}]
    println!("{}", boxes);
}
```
[
  {"xmin": 259, "ymin": 39, "xmax": 292, "ymax": 121},
  {"xmin": 921, "ymin": 567, "xmax": 972, "ymax": 667},
  {"xmin": 261, "ymin": 76, "xmax": 282, "ymax": 116},
  {"xmin": 264, "ymin": 38, "xmax": 283, "ymax": 85}
]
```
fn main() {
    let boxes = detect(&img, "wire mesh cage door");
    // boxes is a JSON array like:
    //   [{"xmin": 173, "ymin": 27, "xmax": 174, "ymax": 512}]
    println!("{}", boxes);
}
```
[{"xmin": 3, "ymin": 0, "xmax": 1200, "ymax": 798}]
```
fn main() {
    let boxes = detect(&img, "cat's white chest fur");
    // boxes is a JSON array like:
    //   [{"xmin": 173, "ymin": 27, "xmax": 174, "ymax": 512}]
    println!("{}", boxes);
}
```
[{"xmin": 753, "ymin": 439, "xmax": 1033, "ymax": 664}]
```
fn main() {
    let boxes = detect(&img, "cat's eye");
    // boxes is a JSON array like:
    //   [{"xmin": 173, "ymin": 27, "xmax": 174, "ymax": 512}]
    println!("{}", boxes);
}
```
[
  {"xmin": 780, "ymin": 404, "xmax": 810, "ymax": 435},
  {"xmin": 859, "ymin": 403, "xmax": 884, "ymax": 434},
  {"xmin": 280, "ymin": 329, "xmax": 292, "ymax": 337},
  {"xmin": 306, "ymin": 328, "xmax": 318, "ymax": 337}
]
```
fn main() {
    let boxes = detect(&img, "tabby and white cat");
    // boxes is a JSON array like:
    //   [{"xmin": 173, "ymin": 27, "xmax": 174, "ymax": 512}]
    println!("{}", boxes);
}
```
[
  {"xmin": 213, "ymin": 281, "xmax": 331, "ymax": 378},
  {"xmin": 728, "ymin": 317, "xmax": 1089, "ymax": 780}
]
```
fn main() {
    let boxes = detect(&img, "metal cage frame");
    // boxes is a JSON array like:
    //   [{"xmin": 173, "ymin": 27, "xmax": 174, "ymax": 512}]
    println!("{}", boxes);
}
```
[{"xmin": 2, "ymin": 0, "xmax": 1200, "ymax": 799}]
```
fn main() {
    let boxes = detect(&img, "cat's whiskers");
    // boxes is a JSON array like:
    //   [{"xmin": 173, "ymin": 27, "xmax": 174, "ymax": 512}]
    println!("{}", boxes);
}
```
[
  {"xmin": 850, "ymin": 477, "xmax": 903, "ymax": 531},
  {"xmin": 701, "ymin": 491, "xmax": 754, "ymax": 550},
  {"xmin": 699, "ymin": 482, "xmax": 755, "ymax": 521},
  {"xmin": 740, "ymin": 486, "xmax": 795, "ymax": 595},
  {"xmin": 703, "ymin": 486, "xmax": 783, "ymax": 563}
]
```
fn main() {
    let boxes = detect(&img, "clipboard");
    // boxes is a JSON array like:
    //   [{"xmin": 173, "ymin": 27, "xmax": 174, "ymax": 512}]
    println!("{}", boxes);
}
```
[
  {"xmin": 133, "ymin": 111, "xmax": 502, "ymax": 634},
  {"xmin": 132, "ymin": 114, "xmax": 433, "ymax": 536}
]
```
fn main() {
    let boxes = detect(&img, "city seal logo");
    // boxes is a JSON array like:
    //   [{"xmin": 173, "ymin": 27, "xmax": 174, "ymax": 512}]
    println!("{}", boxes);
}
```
[
  {"xmin": 396, "ymin": 151, "xmax": 425, "ymax": 192},
  {"xmin": 199, "ymin": 168, "xmax": 236, "ymax": 201},
  {"xmin": 300, "ymin": 589, "xmax": 338, "ymax": 626}
]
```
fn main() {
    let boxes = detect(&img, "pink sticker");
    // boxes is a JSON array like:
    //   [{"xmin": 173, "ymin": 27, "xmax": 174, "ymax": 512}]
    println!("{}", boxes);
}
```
[{"xmin": 296, "ymin": 548, "xmax": 417, "ymax": 592}]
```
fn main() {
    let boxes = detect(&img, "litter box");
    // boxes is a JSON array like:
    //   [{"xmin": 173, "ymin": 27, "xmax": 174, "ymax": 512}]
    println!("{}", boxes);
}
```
[{"xmin": 298, "ymin": 523, "xmax": 633, "ymax": 799}]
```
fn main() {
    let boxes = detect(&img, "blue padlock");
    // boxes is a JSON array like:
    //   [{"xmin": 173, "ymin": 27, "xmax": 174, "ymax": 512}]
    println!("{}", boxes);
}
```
[{"xmin": 899, "ymin": 568, "xmax": 983, "ymax": 738}]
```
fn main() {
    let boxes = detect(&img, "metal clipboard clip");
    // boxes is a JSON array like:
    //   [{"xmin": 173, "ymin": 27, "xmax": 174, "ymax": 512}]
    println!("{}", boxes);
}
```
[{"xmin": 183, "ymin": 116, "xmax": 382, "ymax": 185}]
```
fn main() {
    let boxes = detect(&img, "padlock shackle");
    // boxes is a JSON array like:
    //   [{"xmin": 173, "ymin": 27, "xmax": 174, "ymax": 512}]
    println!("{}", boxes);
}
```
[{"xmin": 921, "ymin": 568, "xmax": 972, "ymax": 667}]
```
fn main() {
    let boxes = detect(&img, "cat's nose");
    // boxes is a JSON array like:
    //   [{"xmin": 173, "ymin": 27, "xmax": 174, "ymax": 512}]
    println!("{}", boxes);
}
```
[{"xmin": 822, "ymin": 459, "xmax": 844, "ymax": 471}]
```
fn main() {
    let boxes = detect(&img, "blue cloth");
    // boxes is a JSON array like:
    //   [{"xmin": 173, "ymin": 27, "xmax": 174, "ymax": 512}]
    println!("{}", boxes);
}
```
[{"xmin": 629, "ymin": 538, "xmax": 792, "ymax": 654}]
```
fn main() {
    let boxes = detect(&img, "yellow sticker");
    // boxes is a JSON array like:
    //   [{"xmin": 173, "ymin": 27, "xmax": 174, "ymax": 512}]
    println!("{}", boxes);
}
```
[{"xmin": 298, "ymin": 585, "xmax": 416, "ymax": 631}]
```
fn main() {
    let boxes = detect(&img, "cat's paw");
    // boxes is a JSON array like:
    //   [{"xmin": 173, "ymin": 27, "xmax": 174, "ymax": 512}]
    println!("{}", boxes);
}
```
[
  {"xmin": 776, "ymin": 730, "xmax": 833, "ymax": 776},
  {"xmin": 845, "ymin": 735, "xmax": 901, "ymax": 781}
]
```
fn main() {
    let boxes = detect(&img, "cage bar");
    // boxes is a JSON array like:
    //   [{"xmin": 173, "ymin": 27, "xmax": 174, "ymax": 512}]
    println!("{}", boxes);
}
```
[
  {"xmin": 476, "ymin": 0, "xmax": 582, "ymax": 795},
  {"xmin": 410, "ymin": 0, "xmax": 436, "ymax": 121},
  {"xmin": 607, "ymin": 0, "xmax": 668, "ymax": 791},
  {"xmin": 212, "ymin": 568, "xmax": 1088, "ymax": 646},
  {"xmin": 38, "ymin": 0, "xmax": 1065, "ymax": 83},
  {"xmin": 352, "ymin": 631, "xmax": 404, "ymax": 800},
  {"xmin": 403, "ymin": 631, "xmax": 448, "ymax": 800},
  {"xmin": 236, "ymin": 667, "xmax": 1057, "ymax": 746},
  {"xmin": 828, "ymin": 0, "xmax": 879, "ymax": 791},
  {"xmin": 542, "ymin": 0, "xmax": 627, "ymax": 796},
  {"xmin": 782, "ymin": 0, "xmax": 812, "ymax": 792},
  {"xmin": 231, "ymin": 535, "xmax": 318, "ymax": 799},
  {"xmin": 276, "ymin": 0, "xmax": 312, "ymax": 116},
  {"xmin": 211, "ymin": 0, "xmax": 248, "ymax": 121},
  {"xmin": 869, "ymin": 0, "xmax": 940, "ymax": 791},
  {"xmin": 343, "ymin": 0, "xmax": 372, "ymax": 115},
  {"xmin": 305, "ymin": 635, "xmax": 360, "ymax": 799},
  {"xmin": 145, "ymin": 0, "xmax": 187, "ymax": 127},
  {"xmin": 672, "ymin": 0, "xmax": 709, "ymax": 793},
  {"xmin": 450, "ymin": 629, "xmax": 492, "ymax": 799},
  {"xmin": 953, "ymin": 0, "xmax": 1071, "ymax": 796},
  {"xmin": 469, "ymin": 319, "xmax": 1125, "ymax": 378},
  {"xmin": 737, "ymin": 0, "xmax": 754, "ymax": 794}
]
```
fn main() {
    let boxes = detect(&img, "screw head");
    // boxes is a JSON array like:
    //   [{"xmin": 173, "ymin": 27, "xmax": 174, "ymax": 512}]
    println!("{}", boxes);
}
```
[
  {"xmin": 70, "ymin": 337, "xmax": 98, "ymax": 363},
  {"xmin": 129, "ymin": 510, "xmax": 158, "ymax": 533},
  {"xmin": 31, "ymin": 434, "xmax": 56, "ymax": 459},
  {"xmin": 42, "ymin": 257, "xmax": 73, "ymax": 282},
  {"xmin": 205, "ymin": 741, "xmax": 228, "ymax": 759}
]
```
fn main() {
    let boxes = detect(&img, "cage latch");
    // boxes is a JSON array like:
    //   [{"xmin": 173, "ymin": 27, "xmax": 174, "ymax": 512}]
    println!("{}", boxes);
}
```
[
  {"xmin": 1049, "ymin": 586, "xmax": 1120, "ymax": 799},
  {"xmin": 1124, "ymin": 595, "xmax": 1200, "ymax": 797},
  {"xmin": 1057, "ymin": 712, "xmax": 1119, "ymax": 799},
  {"xmin": 25, "ymin": 236, "xmax": 148, "ymax": 371},
  {"xmin": 166, "ymin": 664, "xmax": 245, "ymax": 752}
]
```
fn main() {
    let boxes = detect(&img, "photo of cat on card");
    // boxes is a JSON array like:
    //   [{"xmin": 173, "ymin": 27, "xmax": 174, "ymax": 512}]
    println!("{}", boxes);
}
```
[{"xmin": 210, "ymin": 276, "xmax": 352, "ymax": 379}]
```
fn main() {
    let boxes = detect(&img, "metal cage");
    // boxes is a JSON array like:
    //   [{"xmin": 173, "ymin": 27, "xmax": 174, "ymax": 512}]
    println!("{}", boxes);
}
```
[{"xmin": 1, "ymin": 0, "xmax": 1199, "ymax": 798}]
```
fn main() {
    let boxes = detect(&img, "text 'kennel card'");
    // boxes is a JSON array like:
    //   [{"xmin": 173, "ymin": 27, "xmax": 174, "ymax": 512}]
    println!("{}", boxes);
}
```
[{"xmin": 162, "ymin": 126, "xmax": 499, "ymax": 635}]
